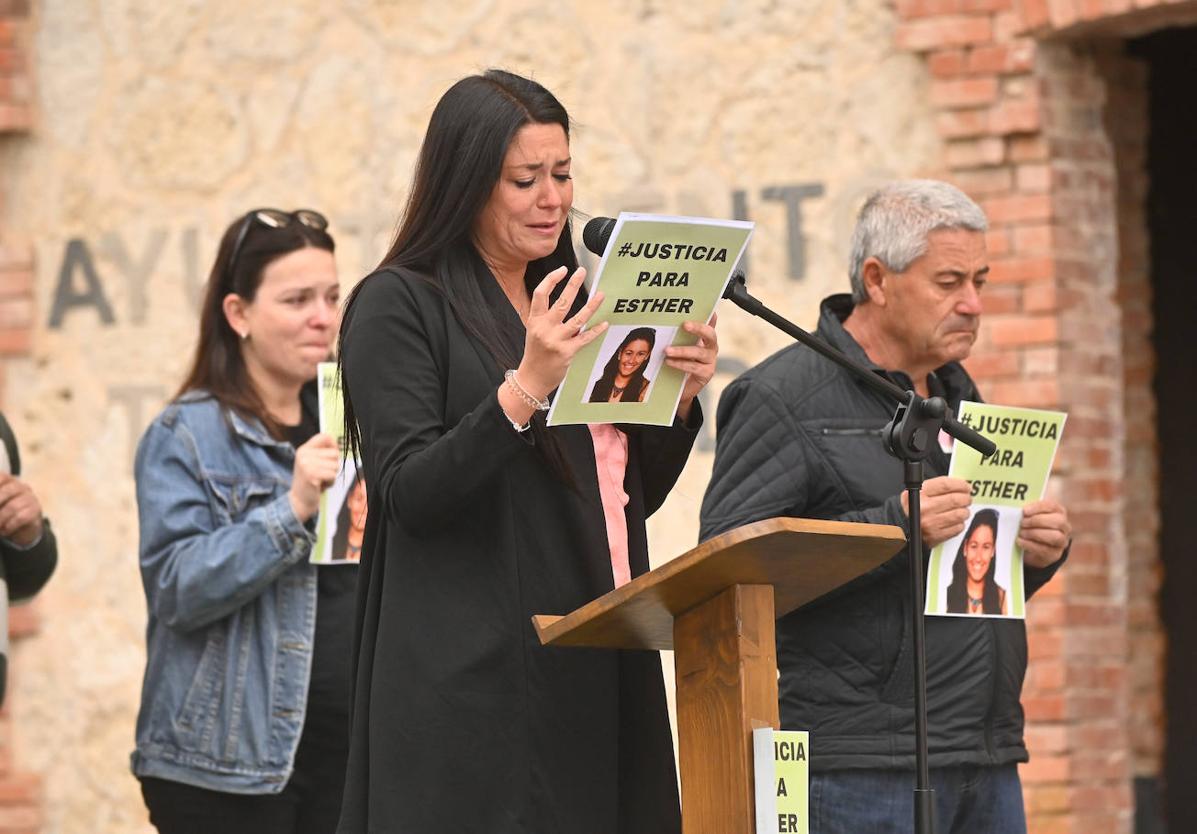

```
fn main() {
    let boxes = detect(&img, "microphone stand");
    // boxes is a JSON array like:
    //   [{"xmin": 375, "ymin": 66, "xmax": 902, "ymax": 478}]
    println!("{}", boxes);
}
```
[{"xmin": 721, "ymin": 275, "xmax": 995, "ymax": 834}]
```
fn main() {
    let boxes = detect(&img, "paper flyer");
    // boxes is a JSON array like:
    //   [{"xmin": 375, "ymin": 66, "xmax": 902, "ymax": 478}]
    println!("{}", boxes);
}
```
[
  {"xmin": 753, "ymin": 728, "xmax": 809, "ymax": 834},
  {"xmin": 311, "ymin": 361, "xmax": 365, "ymax": 565},
  {"xmin": 925, "ymin": 401, "xmax": 1067, "ymax": 619},
  {"xmin": 546, "ymin": 213, "xmax": 753, "ymax": 427}
]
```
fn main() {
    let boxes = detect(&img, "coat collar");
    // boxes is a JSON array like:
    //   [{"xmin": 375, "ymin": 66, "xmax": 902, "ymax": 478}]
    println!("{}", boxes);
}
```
[
  {"xmin": 815, "ymin": 294, "xmax": 978, "ymax": 409},
  {"xmin": 178, "ymin": 381, "xmax": 318, "ymax": 451},
  {"xmin": 226, "ymin": 407, "xmax": 287, "ymax": 450}
]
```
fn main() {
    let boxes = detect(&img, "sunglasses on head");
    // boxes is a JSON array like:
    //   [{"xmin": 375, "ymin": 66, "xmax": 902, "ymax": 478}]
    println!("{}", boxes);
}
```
[{"xmin": 224, "ymin": 208, "xmax": 329, "ymax": 289}]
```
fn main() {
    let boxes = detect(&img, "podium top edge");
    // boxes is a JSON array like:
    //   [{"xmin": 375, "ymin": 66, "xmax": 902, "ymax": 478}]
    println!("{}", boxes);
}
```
[
  {"xmin": 716, "ymin": 516, "xmax": 906, "ymax": 545},
  {"xmin": 532, "ymin": 516, "xmax": 906, "ymax": 647}
]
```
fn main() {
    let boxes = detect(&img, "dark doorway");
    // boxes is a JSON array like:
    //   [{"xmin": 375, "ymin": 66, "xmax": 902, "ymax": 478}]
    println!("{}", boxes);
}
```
[{"xmin": 1130, "ymin": 24, "xmax": 1197, "ymax": 834}]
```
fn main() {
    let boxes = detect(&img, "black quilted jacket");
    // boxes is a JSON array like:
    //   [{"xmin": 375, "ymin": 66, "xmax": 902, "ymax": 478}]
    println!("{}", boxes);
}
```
[{"xmin": 699, "ymin": 295, "xmax": 1063, "ymax": 771}]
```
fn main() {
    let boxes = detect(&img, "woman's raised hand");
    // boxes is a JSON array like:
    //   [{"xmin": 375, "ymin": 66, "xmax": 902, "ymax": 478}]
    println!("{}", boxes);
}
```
[
  {"xmin": 516, "ymin": 266, "xmax": 607, "ymax": 399},
  {"xmin": 288, "ymin": 433, "xmax": 342, "ymax": 522}
]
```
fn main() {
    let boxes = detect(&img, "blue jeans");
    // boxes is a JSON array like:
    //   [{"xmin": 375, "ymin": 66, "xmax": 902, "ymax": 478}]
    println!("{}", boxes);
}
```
[{"xmin": 810, "ymin": 764, "xmax": 1026, "ymax": 834}]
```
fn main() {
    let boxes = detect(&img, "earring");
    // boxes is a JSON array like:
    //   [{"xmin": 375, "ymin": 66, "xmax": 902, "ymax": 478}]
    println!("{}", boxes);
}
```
[{"xmin": 239, "ymin": 330, "xmax": 249, "ymax": 340}]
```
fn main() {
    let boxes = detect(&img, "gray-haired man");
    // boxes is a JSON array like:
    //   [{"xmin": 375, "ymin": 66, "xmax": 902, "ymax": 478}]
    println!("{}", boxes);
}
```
[{"xmin": 700, "ymin": 180, "xmax": 1071, "ymax": 833}]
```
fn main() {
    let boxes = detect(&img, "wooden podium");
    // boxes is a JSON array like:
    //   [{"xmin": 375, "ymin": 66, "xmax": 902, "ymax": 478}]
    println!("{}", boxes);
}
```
[{"xmin": 532, "ymin": 517, "xmax": 905, "ymax": 834}]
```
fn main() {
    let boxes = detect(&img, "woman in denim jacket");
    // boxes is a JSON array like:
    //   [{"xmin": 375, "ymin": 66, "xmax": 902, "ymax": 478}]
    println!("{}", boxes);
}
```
[{"xmin": 131, "ymin": 209, "xmax": 351, "ymax": 834}]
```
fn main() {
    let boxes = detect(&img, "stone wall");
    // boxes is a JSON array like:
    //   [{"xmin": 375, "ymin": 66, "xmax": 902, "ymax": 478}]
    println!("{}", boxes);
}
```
[{"xmin": 1, "ymin": 2, "xmax": 945, "ymax": 831}]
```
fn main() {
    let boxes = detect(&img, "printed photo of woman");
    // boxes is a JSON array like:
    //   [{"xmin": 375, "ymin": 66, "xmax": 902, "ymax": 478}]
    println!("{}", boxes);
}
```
[
  {"xmin": 946, "ymin": 507, "xmax": 1009, "ymax": 616},
  {"xmin": 587, "ymin": 326, "xmax": 659, "ymax": 403},
  {"xmin": 331, "ymin": 472, "xmax": 368, "ymax": 562}
]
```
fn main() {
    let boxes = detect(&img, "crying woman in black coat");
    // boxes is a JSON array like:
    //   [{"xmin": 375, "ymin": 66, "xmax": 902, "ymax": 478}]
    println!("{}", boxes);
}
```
[{"xmin": 335, "ymin": 70, "xmax": 719, "ymax": 834}]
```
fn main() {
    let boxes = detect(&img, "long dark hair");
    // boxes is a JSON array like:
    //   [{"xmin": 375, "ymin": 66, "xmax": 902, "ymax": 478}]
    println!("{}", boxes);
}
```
[
  {"xmin": 339, "ymin": 69, "xmax": 578, "ymax": 479},
  {"xmin": 588, "ymin": 327, "xmax": 656, "ymax": 403},
  {"xmin": 946, "ymin": 508, "xmax": 1002, "ymax": 614},
  {"xmin": 177, "ymin": 212, "xmax": 335, "ymax": 438}
]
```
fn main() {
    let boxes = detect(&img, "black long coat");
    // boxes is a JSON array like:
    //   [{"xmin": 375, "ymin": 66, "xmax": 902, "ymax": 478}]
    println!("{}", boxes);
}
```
[{"xmin": 337, "ymin": 267, "xmax": 697, "ymax": 834}]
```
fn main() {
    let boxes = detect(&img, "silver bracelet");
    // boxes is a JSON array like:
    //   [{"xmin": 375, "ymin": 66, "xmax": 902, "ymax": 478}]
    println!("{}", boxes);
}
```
[{"xmin": 504, "ymin": 370, "xmax": 550, "ymax": 411}]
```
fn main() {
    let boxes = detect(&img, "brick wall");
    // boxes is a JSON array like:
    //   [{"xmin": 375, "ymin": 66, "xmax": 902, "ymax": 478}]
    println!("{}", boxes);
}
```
[
  {"xmin": 1096, "ymin": 45, "xmax": 1162, "ymax": 786},
  {"xmin": 1036, "ymin": 41, "xmax": 1132, "ymax": 834},
  {"xmin": 0, "ymin": 0, "xmax": 32, "ymax": 376},
  {"xmin": 0, "ymin": 1, "xmax": 31, "ymax": 135},
  {"xmin": 0, "ymin": 1, "xmax": 42, "ymax": 832},
  {"xmin": 892, "ymin": 0, "xmax": 1197, "ymax": 832}
]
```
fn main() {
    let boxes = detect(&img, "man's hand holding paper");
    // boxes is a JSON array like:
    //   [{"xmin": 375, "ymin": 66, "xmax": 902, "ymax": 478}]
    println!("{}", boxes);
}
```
[{"xmin": 1017, "ymin": 498, "xmax": 1071, "ymax": 568}]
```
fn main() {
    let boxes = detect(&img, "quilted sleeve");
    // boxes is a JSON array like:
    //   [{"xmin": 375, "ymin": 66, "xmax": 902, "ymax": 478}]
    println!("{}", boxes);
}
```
[{"xmin": 699, "ymin": 378, "xmax": 810, "ymax": 541}]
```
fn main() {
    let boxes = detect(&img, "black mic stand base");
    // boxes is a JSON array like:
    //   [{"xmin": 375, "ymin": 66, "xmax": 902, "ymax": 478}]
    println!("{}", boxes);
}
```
[
  {"xmin": 915, "ymin": 789, "xmax": 937, "ymax": 834},
  {"xmin": 885, "ymin": 399, "xmax": 945, "ymax": 834},
  {"xmin": 901, "ymin": 459, "xmax": 935, "ymax": 834}
]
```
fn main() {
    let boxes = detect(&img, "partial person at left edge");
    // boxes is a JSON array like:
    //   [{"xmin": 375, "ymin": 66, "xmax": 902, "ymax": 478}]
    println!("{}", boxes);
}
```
[
  {"xmin": 0, "ymin": 412, "xmax": 58, "ymax": 705},
  {"xmin": 130, "ymin": 208, "xmax": 353, "ymax": 834}
]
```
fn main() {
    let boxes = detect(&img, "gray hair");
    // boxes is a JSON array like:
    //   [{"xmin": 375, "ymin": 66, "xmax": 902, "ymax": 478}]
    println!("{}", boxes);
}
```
[{"xmin": 848, "ymin": 180, "xmax": 988, "ymax": 304}]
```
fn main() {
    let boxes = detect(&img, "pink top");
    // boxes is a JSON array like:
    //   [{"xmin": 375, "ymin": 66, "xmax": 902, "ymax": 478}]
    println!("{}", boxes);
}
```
[{"xmin": 587, "ymin": 424, "xmax": 631, "ymax": 588}]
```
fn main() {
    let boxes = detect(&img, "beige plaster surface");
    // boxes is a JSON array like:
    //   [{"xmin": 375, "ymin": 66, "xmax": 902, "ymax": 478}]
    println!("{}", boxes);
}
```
[{"xmin": 1, "ymin": 1, "xmax": 941, "ymax": 831}]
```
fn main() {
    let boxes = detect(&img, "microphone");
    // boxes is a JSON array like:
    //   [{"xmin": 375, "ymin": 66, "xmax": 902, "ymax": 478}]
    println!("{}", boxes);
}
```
[
  {"xmin": 582, "ymin": 216, "xmax": 746, "ymax": 300},
  {"xmin": 581, "ymin": 216, "xmax": 617, "ymax": 258}
]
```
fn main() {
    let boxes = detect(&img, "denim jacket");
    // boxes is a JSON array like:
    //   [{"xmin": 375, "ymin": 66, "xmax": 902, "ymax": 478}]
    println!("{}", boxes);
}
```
[{"xmin": 130, "ymin": 391, "xmax": 317, "ymax": 793}]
